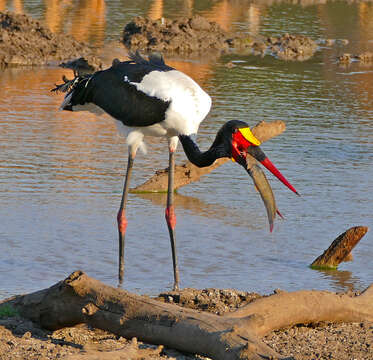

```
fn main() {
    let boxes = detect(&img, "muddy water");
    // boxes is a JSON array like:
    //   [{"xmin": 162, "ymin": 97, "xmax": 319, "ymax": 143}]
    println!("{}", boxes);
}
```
[{"xmin": 1, "ymin": 0, "xmax": 373, "ymax": 298}]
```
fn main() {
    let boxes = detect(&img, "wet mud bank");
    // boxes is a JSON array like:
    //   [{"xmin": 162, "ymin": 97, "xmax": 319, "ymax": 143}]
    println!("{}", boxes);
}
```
[
  {"xmin": 0, "ymin": 12, "xmax": 101, "ymax": 69},
  {"xmin": 122, "ymin": 15, "xmax": 318, "ymax": 61},
  {"xmin": 123, "ymin": 15, "xmax": 230, "ymax": 56},
  {"xmin": 338, "ymin": 51, "xmax": 373, "ymax": 64},
  {"xmin": 1, "ymin": 11, "xmax": 348, "ymax": 68}
]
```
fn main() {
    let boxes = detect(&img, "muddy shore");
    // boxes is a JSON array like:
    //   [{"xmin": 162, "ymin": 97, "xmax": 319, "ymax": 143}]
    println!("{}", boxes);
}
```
[
  {"xmin": 0, "ymin": 287, "xmax": 372, "ymax": 360},
  {"xmin": 123, "ymin": 15, "xmax": 318, "ymax": 61},
  {"xmin": 1, "ymin": 10, "xmax": 320, "ymax": 68},
  {"xmin": 0, "ymin": 12, "xmax": 101, "ymax": 69},
  {"xmin": 1, "ymin": 10, "xmax": 362, "ymax": 70}
]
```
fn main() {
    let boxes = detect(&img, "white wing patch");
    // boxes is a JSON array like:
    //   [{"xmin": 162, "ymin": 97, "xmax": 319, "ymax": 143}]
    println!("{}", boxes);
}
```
[{"xmin": 130, "ymin": 70, "xmax": 211, "ymax": 135}]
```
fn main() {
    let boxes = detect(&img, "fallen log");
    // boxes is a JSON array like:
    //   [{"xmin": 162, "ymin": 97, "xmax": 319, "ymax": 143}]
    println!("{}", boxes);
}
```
[
  {"xmin": 132, "ymin": 120, "xmax": 286, "ymax": 193},
  {"xmin": 310, "ymin": 226, "xmax": 369, "ymax": 269},
  {"xmin": 2, "ymin": 271, "xmax": 373, "ymax": 360}
]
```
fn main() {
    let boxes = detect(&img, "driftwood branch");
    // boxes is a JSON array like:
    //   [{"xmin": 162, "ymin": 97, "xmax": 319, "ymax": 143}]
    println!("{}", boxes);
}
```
[
  {"xmin": 3, "ymin": 271, "xmax": 373, "ymax": 360},
  {"xmin": 310, "ymin": 226, "xmax": 369, "ymax": 269},
  {"xmin": 132, "ymin": 120, "xmax": 286, "ymax": 193},
  {"xmin": 226, "ymin": 285, "xmax": 373, "ymax": 338}
]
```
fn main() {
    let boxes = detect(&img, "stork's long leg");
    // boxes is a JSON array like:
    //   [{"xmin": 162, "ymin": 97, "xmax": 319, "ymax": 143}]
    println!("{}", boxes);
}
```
[
  {"xmin": 117, "ymin": 152, "xmax": 134, "ymax": 285},
  {"xmin": 165, "ymin": 147, "xmax": 180, "ymax": 290}
]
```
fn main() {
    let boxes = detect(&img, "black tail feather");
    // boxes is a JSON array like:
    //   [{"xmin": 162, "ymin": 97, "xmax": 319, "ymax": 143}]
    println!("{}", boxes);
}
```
[
  {"xmin": 51, "ymin": 77, "xmax": 75, "ymax": 93},
  {"xmin": 128, "ymin": 50, "xmax": 166, "ymax": 67},
  {"xmin": 51, "ymin": 74, "xmax": 91, "ymax": 94}
]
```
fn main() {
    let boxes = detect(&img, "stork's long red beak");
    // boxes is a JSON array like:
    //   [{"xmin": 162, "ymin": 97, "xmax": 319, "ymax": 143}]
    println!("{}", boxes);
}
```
[
  {"xmin": 232, "ymin": 128, "xmax": 299, "ymax": 196},
  {"xmin": 259, "ymin": 157, "xmax": 299, "ymax": 196}
]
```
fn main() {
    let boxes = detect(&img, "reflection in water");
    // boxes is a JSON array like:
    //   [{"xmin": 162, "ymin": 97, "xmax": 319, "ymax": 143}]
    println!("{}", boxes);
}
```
[
  {"xmin": 148, "ymin": 0, "xmax": 163, "ymax": 21},
  {"xmin": 314, "ymin": 268, "xmax": 360, "ymax": 292},
  {"xmin": 359, "ymin": 2, "xmax": 373, "ymax": 42},
  {"xmin": 166, "ymin": 59, "xmax": 212, "ymax": 89},
  {"xmin": 136, "ymin": 192, "xmax": 247, "ymax": 228},
  {"xmin": 70, "ymin": 0, "xmax": 106, "ymax": 46},
  {"xmin": 44, "ymin": 0, "xmax": 70, "ymax": 34},
  {"xmin": 0, "ymin": 0, "xmax": 23, "ymax": 13},
  {"xmin": 202, "ymin": 0, "xmax": 232, "ymax": 32},
  {"xmin": 0, "ymin": 67, "xmax": 120, "ymax": 187},
  {"xmin": 247, "ymin": 4, "xmax": 262, "ymax": 37}
]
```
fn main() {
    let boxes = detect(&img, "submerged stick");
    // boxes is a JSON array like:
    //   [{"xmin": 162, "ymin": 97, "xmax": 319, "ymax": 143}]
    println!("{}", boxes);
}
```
[
  {"xmin": 131, "ymin": 120, "xmax": 286, "ymax": 193},
  {"xmin": 310, "ymin": 226, "xmax": 369, "ymax": 269}
]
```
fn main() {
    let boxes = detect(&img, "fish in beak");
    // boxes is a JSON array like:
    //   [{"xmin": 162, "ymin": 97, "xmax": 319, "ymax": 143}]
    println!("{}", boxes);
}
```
[{"xmin": 232, "ymin": 127, "xmax": 299, "ymax": 231}]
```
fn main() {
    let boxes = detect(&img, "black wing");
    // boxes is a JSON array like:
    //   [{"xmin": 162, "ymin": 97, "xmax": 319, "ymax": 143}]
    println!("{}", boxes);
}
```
[{"xmin": 53, "ymin": 53, "xmax": 173, "ymax": 127}]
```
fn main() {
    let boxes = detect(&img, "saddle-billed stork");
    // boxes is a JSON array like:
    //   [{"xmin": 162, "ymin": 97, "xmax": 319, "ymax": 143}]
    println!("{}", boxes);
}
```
[{"xmin": 53, "ymin": 52, "xmax": 298, "ymax": 290}]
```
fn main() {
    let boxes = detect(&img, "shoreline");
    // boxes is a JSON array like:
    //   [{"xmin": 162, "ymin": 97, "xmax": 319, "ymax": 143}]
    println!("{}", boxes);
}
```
[{"xmin": 1, "ymin": 285, "xmax": 372, "ymax": 360}]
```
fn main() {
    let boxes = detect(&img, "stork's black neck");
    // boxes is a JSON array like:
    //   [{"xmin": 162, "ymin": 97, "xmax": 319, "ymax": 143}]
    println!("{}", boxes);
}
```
[{"xmin": 178, "ymin": 134, "xmax": 229, "ymax": 168}]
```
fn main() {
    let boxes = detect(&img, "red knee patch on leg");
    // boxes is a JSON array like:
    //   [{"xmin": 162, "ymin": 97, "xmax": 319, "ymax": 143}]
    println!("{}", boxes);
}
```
[
  {"xmin": 165, "ymin": 205, "xmax": 176, "ymax": 230},
  {"xmin": 117, "ymin": 209, "xmax": 128, "ymax": 234}
]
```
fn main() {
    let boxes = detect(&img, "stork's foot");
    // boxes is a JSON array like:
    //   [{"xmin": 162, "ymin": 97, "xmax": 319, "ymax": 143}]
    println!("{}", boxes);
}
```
[{"xmin": 173, "ymin": 283, "xmax": 180, "ymax": 291}]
